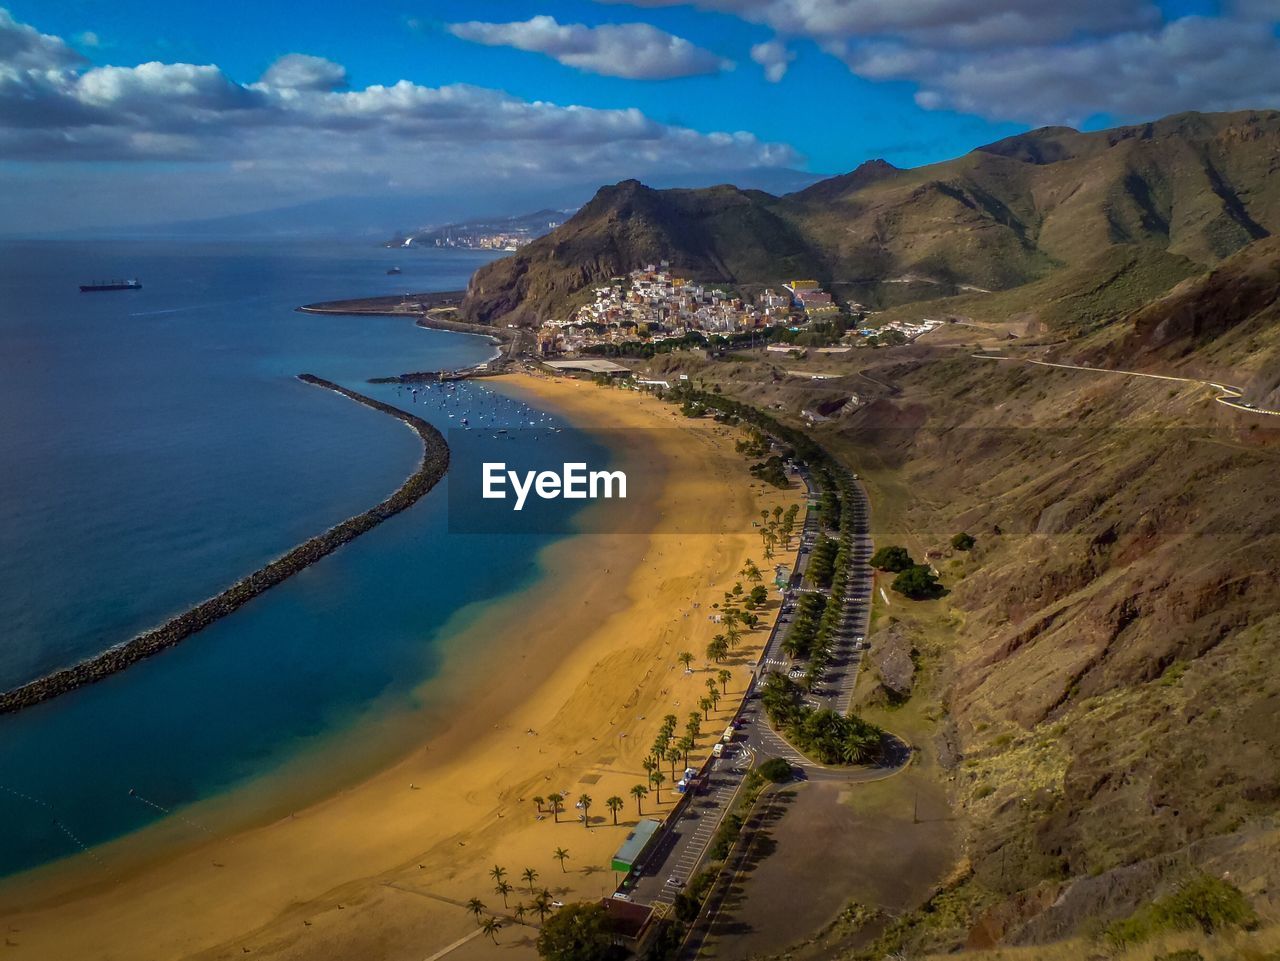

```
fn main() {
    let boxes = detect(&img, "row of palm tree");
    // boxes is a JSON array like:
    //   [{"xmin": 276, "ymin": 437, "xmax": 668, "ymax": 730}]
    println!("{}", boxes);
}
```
[{"xmin": 466, "ymin": 880, "xmax": 562, "ymax": 943}]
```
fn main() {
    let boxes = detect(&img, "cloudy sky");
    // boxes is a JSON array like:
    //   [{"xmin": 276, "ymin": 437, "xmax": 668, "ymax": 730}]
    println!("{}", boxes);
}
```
[{"xmin": 2, "ymin": 0, "xmax": 1278, "ymax": 233}]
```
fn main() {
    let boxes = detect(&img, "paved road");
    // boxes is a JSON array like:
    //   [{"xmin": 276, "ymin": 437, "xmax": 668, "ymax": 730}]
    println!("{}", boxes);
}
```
[
  {"xmin": 974, "ymin": 354, "xmax": 1280, "ymax": 417},
  {"xmin": 621, "ymin": 457, "xmax": 904, "ymax": 908}
]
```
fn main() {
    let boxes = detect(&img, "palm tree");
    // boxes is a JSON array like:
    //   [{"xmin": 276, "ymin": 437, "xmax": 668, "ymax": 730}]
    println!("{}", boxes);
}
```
[
  {"xmin": 514, "ymin": 903, "xmax": 527, "ymax": 923},
  {"xmin": 687, "ymin": 712, "xmax": 702, "ymax": 737},
  {"xmin": 650, "ymin": 770, "xmax": 666, "ymax": 804},
  {"xmin": 480, "ymin": 917, "xmax": 503, "ymax": 943},
  {"xmin": 495, "ymin": 879, "xmax": 513, "ymax": 907},
  {"xmin": 678, "ymin": 651, "xmax": 694, "ymax": 672},
  {"xmin": 718, "ymin": 669, "xmax": 732, "ymax": 694},
  {"xmin": 521, "ymin": 866, "xmax": 538, "ymax": 892},
  {"xmin": 533, "ymin": 795, "xmax": 545, "ymax": 814},
  {"xmin": 553, "ymin": 847, "xmax": 570, "ymax": 872},
  {"xmin": 641, "ymin": 755, "xmax": 658, "ymax": 777},
  {"xmin": 709, "ymin": 688, "xmax": 722, "ymax": 712},
  {"xmin": 678, "ymin": 735, "xmax": 694, "ymax": 767},
  {"xmin": 489, "ymin": 864, "xmax": 507, "ymax": 885},
  {"xmin": 666, "ymin": 746, "xmax": 681, "ymax": 779},
  {"xmin": 630, "ymin": 783, "xmax": 648, "ymax": 815},
  {"xmin": 699, "ymin": 696, "xmax": 713, "ymax": 720},
  {"xmin": 466, "ymin": 898, "xmax": 486, "ymax": 921},
  {"xmin": 773, "ymin": 505, "xmax": 784, "ymax": 521},
  {"xmin": 533, "ymin": 891, "xmax": 553, "ymax": 923},
  {"xmin": 578, "ymin": 793, "xmax": 592, "ymax": 829},
  {"xmin": 605, "ymin": 795, "xmax": 624, "ymax": 825},
  {"xmin": 547, "ymin": 792, "xmax": 563, "ymax": 823},
  {"xmin": 663, "ymin": 713, "xmax": 679, "ymax": 732},
  {"xmin": 705, "ymin": 677, "xmax": 718, "ymax": 697}
]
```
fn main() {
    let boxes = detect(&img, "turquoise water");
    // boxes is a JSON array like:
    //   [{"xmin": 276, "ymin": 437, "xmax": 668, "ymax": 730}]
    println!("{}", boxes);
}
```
[{"xmin": 0, "ymin": 241, "xmax": 597, "ymax": 879}]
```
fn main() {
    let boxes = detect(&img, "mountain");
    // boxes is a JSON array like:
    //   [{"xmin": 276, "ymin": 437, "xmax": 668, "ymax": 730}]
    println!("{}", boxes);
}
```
[
  {"xmin": 69, "ymin": 193, "xmax": 498, "ymax": 241},
  {"xmin": 461, "ymin": 109, "xmax": 1280, "ymax": 325},
  {"xmin": 393, "ymin": 208, "xmax": 577, "ymax": 249},
  {"xmin": 631, "ymin": 224, "xmax": 1280, "ymax": 957},
  {"xmin": 1105, "ymin": 235, "xmax": 1280, "ymax": 391},
  {"xmin": 462, "ymin": 180, "xmax": 824, "ymax": 325}
]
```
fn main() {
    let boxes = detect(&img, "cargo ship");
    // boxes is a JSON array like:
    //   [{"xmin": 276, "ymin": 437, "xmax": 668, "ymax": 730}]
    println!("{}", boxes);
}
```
[{"xmin": 79, "ymin": 279, "xmax": 142, "ymax": 292}]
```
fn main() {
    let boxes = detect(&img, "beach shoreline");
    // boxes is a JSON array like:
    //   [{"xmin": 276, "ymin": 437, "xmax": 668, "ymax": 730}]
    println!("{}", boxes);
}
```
[{"xmin": 0, "ymin": 374, "xmax": 798, "ymax": 961}]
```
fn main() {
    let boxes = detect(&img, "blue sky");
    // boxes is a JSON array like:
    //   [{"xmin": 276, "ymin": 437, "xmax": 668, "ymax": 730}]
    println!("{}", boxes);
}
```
[{"xmin": 2, "ymin": 0, "xmax": 1278, "ymax": 232}]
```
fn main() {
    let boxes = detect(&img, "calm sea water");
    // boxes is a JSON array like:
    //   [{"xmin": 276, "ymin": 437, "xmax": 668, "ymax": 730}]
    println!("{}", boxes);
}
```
[{"xmin": 0, "ymin": 240, "xmax": 598, "ymax": 879}]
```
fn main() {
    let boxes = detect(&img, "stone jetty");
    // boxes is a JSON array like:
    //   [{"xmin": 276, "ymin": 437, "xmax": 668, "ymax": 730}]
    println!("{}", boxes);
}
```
[{"xmin": 0, "ymin": 375, "xmax": 449, "ymax": 715}]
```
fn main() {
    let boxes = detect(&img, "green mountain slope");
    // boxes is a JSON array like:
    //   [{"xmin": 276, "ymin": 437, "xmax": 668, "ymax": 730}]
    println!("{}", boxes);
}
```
[{"xmin": 461, "ymin": 110, "xmax": 1280, "ymax": 325}]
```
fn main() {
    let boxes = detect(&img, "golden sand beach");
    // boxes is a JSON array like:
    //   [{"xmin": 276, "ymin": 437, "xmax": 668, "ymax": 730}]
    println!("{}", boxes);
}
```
[{"xmin": 0, "ymin": 374, "xmax": 799, "ymax": 961}]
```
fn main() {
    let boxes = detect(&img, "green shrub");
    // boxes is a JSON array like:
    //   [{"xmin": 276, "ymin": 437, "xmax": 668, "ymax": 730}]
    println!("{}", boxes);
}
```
[
  {"xmin": 892, "ymin": 564, "xmax": 944, "ymax": 600},
  {"xmin": 758, "ymin": 757, "xmax": 794, "ymax": 782},
  {"xmin": 870, "ymin": 545, "xmax": 914, "ymax": 572},
  {"xmin": 1106, "ymin": 874, "xmax": 1257, "ymax": 948}
]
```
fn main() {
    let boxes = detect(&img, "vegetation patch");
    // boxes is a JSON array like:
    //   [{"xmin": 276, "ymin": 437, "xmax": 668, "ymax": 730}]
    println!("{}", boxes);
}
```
[
  {"xmin": 1105, "ymin": 874, "xmax": 1258, "ymax": 949},
  {"xmin": 760, "ymin": 673, "xmax": 886, "ymax": 765}
]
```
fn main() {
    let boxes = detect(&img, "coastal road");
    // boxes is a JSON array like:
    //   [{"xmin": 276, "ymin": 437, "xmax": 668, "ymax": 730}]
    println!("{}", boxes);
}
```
[
  {"xmin": 974, "ymin": 354, "xmax": 1280, "ymax": 417},
  {"xmin": 623, "ymin": 471, "xmax": 821, "ymax": 908},
  {"xmin": 622, "ymin": 456, "xmax": 900, "ymax": 908}
]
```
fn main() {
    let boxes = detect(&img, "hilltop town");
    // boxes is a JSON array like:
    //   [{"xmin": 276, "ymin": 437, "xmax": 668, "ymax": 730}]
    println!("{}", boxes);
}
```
[{"xmin": 534, "ymin": 263, "xmax": 942, "ymax": 357}]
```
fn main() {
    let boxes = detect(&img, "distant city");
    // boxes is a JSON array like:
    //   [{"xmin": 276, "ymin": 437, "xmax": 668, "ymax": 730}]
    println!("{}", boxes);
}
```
[{"xmin": 388, "ymin": 207, "xmax": 576, "ymax": 251}]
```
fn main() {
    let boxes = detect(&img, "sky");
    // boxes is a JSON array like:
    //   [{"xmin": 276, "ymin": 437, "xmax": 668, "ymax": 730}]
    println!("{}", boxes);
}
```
[{"xmin": 2, "ymin": 0, "xmax": 1279, "ymax": 233}]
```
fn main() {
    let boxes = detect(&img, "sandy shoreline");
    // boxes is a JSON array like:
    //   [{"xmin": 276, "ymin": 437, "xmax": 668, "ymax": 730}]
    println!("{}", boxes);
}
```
[{"xmin": 0, "ymin": 375, "xmax": 799, "ymax": 961}]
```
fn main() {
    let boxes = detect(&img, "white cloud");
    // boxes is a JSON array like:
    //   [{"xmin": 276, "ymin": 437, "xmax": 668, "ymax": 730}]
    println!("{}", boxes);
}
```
[
  {"xmin": 599, "ymin": 0, "xmax": 1160, "ymax": 46},
  {"xmin": 446, "ymin": 15, "xmax": 730, "ymax": 79},
  {"xmin": 837, "ymin": 16, "xmax": 1280, "ymax": 125},
  {"xmin": 0, "ymin": 7, "xmax": 796, "ymax": 191},
  {"xmin": 74, "ymin": 30, "xmax": 101, "ymax": 48},
  {"xmin": 750, "ymin": 38, "xmax": 793, "ymax": 82},
  {"xmin": 0, "ymin": 7, "xmax": 84, "ymax": 69},
  {"xmin": 259, "ymin": 53, "xmax": 348, "ymax": 92},
  {"xmin": 602, "ymin": 0, "xmax": 1280, "ymax": 125}
]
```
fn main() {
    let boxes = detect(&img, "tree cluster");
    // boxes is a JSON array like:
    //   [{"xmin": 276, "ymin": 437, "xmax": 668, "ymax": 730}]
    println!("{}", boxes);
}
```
[{"xmin": 760, "ymin": 673, "xmax": 885, "ymax": 766}]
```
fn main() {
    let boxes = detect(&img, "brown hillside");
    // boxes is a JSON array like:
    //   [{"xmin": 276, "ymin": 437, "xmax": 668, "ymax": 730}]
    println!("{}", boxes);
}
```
[{"xmin": 462, "ymin": 109, "xmax": 1280, "ymax": 325}]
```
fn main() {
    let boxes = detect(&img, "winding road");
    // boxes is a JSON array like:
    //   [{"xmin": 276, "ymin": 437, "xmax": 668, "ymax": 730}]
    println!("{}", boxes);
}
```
[{"xmin": 974, "ymin": 354, "xmax": 1280, "ymax": 417}]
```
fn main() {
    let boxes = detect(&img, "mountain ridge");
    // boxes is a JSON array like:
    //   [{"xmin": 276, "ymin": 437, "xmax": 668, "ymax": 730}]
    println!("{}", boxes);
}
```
[{"xmin": 461, "ymin": 109, "xmax": 1280, "ymax": 325}]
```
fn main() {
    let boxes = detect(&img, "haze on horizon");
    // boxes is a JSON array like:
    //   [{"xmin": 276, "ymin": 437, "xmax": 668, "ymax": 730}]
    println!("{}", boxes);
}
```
[{"xmin": 2, "ymin": 0, "xmax": 1279, "ymax": 235}]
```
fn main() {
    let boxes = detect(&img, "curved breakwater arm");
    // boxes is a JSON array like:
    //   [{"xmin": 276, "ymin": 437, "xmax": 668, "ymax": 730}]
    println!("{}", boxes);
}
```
[{"xmin": 0, "ymin": 375, "xmax": 449, "ymax": 715}]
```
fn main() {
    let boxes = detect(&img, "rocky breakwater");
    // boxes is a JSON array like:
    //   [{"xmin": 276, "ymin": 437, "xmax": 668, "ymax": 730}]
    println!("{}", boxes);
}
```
[{"xmin": 0, "ymin": 375, "xmax": 450, "ymax": 715}]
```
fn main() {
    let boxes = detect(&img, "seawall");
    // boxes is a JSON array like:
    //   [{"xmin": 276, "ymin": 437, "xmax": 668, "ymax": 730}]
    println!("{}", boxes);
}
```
[{"xmin": 0, "ymin": 376, "xmax": 450, "ymax": 715}]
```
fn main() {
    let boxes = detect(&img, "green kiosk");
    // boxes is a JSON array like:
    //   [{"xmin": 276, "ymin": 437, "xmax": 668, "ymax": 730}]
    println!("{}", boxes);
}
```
[{"xmin": 610, "ymin": 818, "xmax": 663, "ymax": 874}]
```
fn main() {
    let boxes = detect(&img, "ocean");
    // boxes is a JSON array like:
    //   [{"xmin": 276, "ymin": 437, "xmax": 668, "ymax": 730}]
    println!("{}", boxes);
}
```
[{"xmin": 0, "ymin": 240, "xmax": 596, "ymax": 879}]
